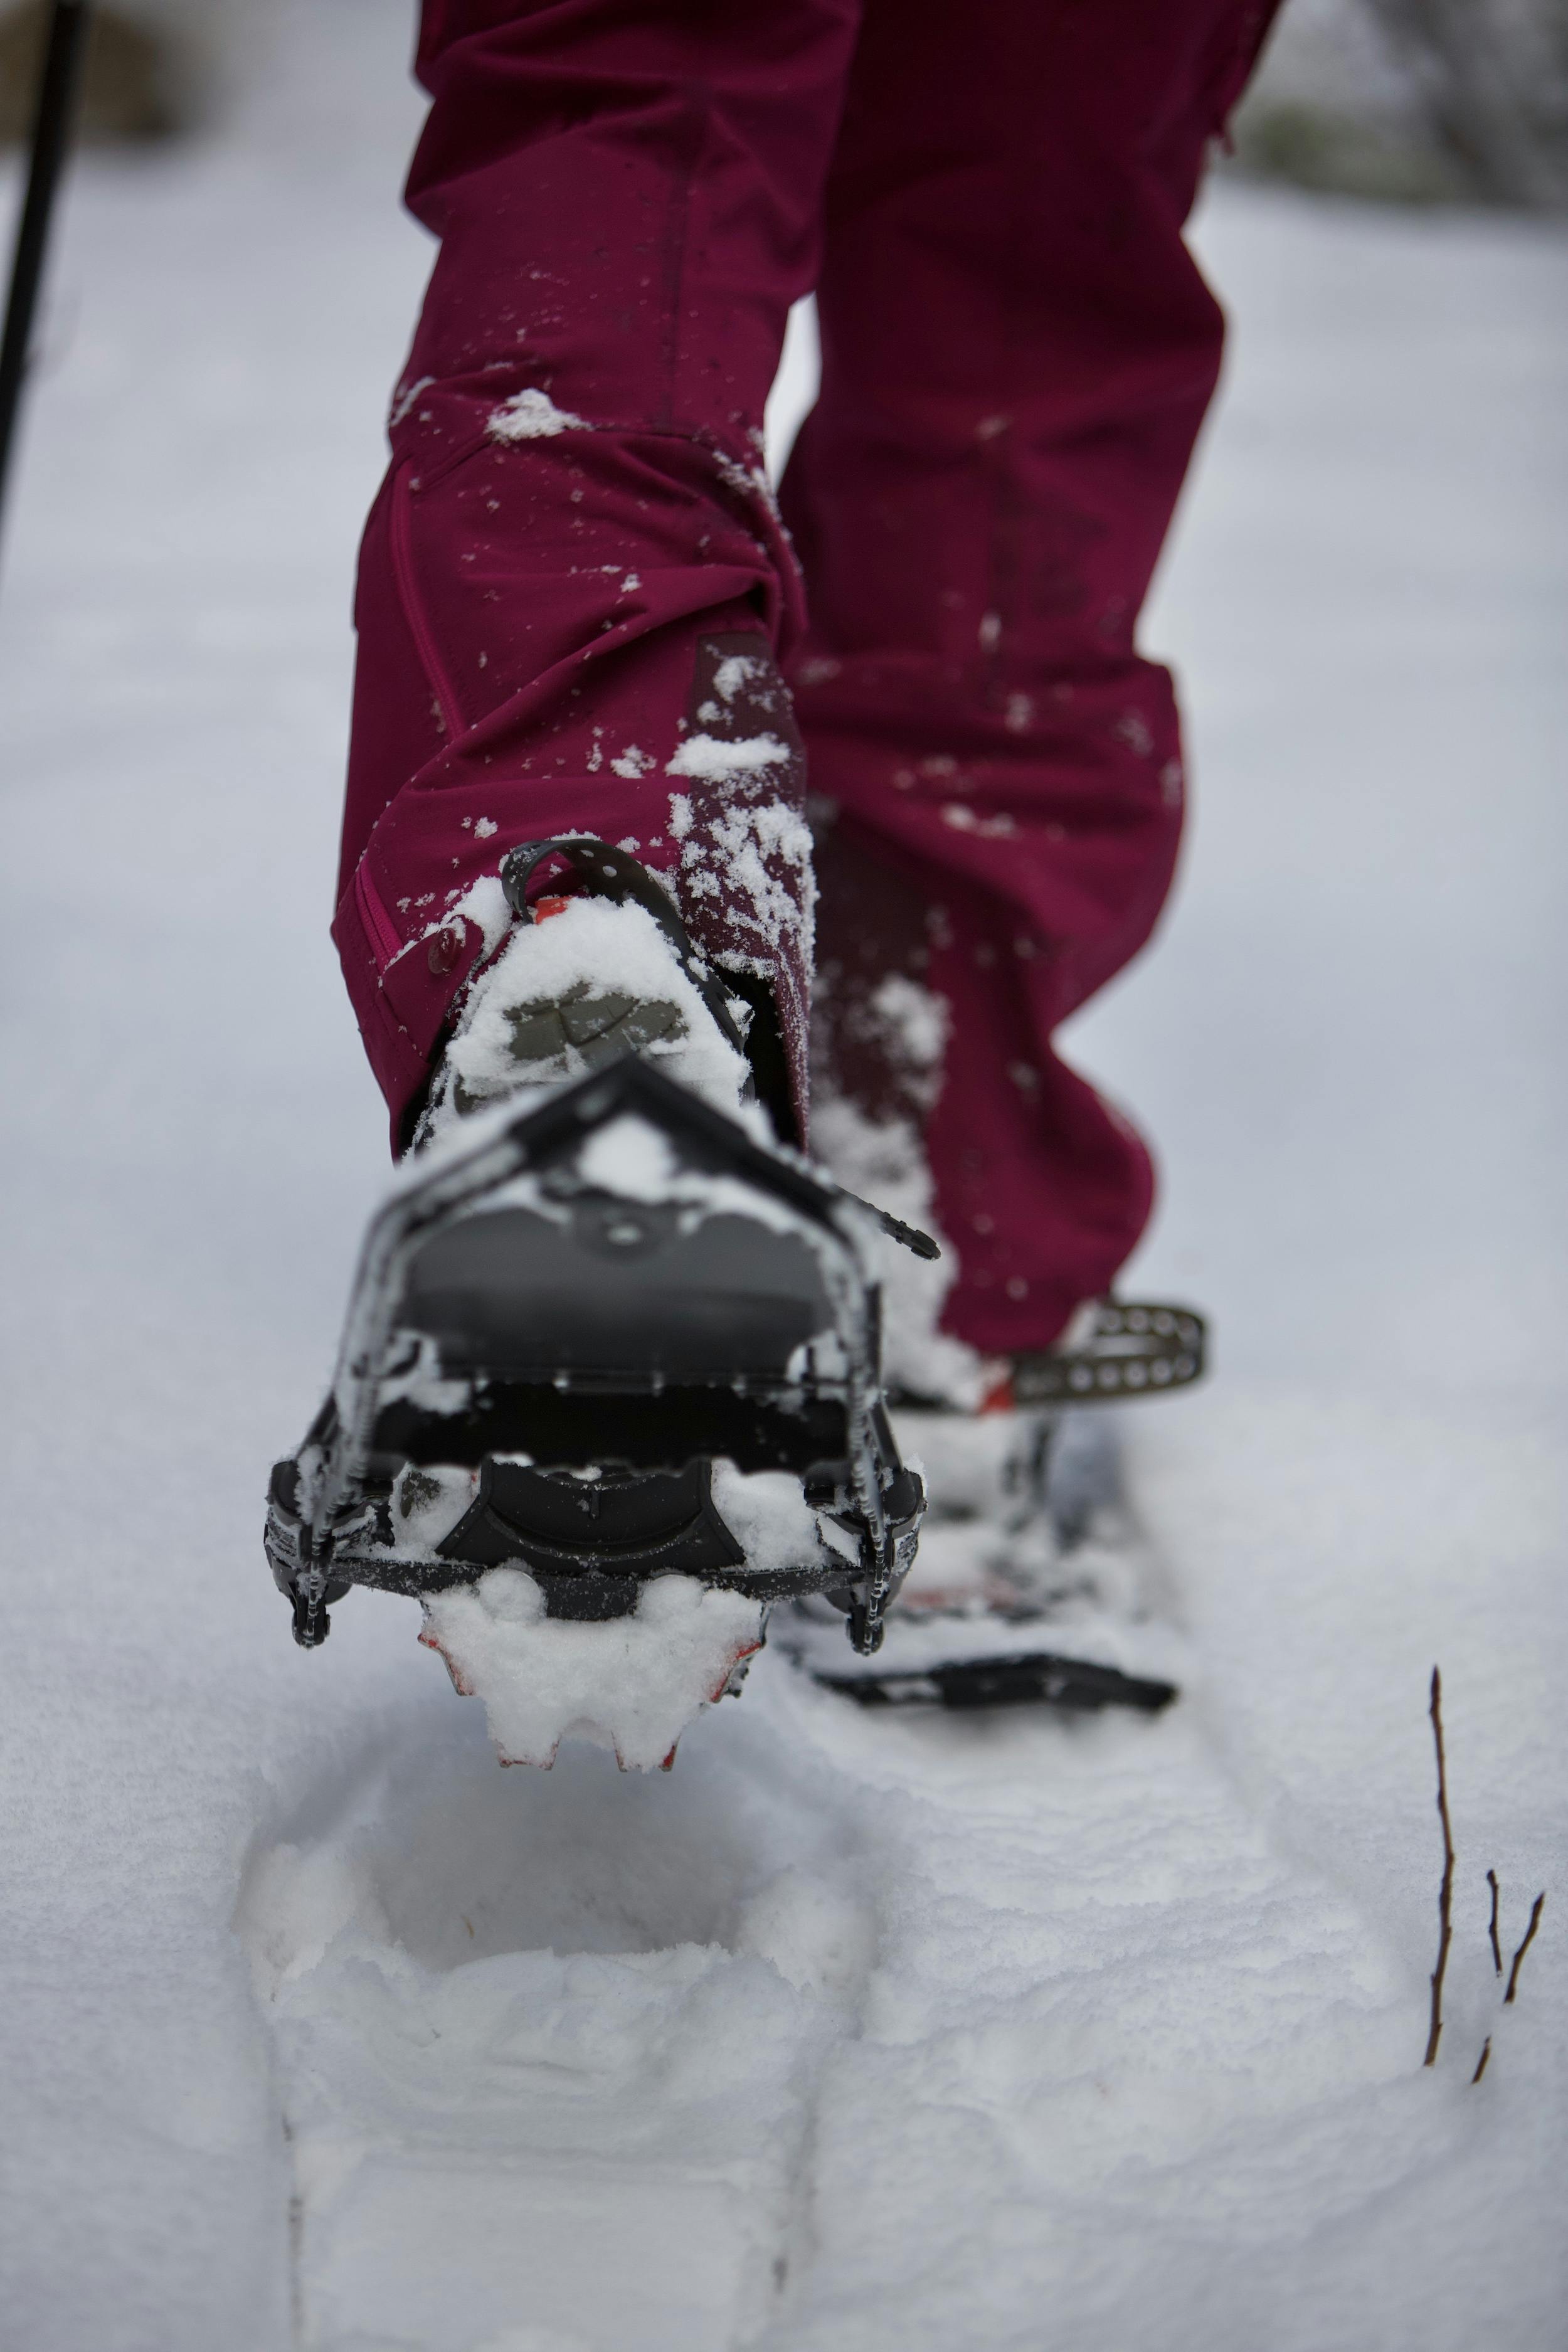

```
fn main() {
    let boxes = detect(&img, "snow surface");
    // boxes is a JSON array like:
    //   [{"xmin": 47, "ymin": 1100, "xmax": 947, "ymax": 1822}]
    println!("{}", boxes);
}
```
[{"xmin": 1, "ymin": 5, "xmax": 1565, "ymax": 2347}]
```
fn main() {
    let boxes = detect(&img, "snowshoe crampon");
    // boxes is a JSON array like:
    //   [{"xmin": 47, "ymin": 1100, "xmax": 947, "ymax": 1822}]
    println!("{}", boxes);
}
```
[{"xmin": 265, "ymin": 1056, "xmax": 928, "ymax": 1765}]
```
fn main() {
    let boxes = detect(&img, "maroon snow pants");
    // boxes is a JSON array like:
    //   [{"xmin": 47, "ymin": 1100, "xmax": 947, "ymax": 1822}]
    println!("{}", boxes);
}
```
[{"xmin": 334, "ymin": 0, "xmax": 1276, "ymax": 1355}]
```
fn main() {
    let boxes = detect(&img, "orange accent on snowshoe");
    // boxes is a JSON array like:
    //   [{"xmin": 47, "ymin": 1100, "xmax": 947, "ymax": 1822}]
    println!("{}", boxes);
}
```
[
  {"xmin": 418, "ymin": 1622, "xmax": 475, "ymax": 1697},
  {"xmin": 706, "ymin": 1636, "xmax": 763, "ymax": 1707}
]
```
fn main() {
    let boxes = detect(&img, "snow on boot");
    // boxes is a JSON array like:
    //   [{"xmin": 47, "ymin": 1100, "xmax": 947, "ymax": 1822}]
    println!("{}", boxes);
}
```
[
  {"xmin": 265, "ymin": 838, "xmax": 928, "ymax": 1767},
  {"xmin": 411, "ymin": 836, "xmax": 756, "ymax": 1142}
]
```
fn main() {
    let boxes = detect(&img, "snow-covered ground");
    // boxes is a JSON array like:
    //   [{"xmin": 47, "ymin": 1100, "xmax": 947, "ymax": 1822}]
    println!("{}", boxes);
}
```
[{"xmin": 2, "ymin": 7, "xmax": 1565, "ymax": 2347}]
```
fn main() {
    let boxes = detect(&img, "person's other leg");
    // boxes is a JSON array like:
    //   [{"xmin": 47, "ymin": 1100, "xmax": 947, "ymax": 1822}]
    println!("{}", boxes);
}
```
[
  {"xmin": 785, "ymin": 0, "xmax": 1278, "ymax": 1367},
  {"xmin": 337, "ymin": 0, "xmax": 860, "ymax": 1150}
]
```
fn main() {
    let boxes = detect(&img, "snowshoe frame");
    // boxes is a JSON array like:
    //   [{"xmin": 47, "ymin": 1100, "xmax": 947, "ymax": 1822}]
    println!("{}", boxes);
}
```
[{"xmin": 266, "ymin": 1055, "xmax": 929, "ymax": 1658}]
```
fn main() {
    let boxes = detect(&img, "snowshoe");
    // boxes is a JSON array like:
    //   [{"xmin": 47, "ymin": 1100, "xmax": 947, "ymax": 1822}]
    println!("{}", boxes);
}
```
[
  {"xmin": 776, "ymin": 1308, "xmax": 1204, "ymax": 1719},
  {"xmin": 265, "ymin": 839, "xmax": 929, "ymax": 1767}
]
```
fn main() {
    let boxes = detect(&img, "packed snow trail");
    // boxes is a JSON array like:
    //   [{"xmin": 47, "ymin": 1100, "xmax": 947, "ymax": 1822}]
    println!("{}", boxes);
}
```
[
  {"xmin": 234, "ymin": 1636, "xmax": 1436, "ymax": 2352},
  {"xmin": 1, "ymin": 6, "xmax": 1565, "ymax": 2348},
  {"xmin": 238, "ymin": 1675, "xmax": 866, "ymax": 2351}
]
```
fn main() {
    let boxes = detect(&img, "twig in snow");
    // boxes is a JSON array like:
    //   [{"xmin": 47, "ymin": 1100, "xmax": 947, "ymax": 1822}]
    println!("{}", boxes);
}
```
[
  {"xmin": 1486, "ymin": 1869, "xmax": 1502, "ymax": 1975},
  {"xmin": 1423, "ymin": 1666, "xmax": 1455, "ymax": 2068},
  {"xmin": 1471, "ymin": 2037, "xmax": 1492, "ymax": 2084},
  {"xmin": 1504, "ymin": 1893, "xmax": 1545, "ymax": 2005}
]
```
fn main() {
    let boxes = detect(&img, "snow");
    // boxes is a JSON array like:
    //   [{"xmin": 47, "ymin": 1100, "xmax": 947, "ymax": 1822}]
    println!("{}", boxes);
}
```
[
  {"xmin": 571, "ymin": 1111, "xmax": 683, "ymax": 1202},
  {"xmin": 810, "ymin": 1089, "xmax": 983, "ymax": 1407},
  {"xmin": 375, "ymin": 1331, "xmax": 471, "ymax": 1420},
  {"xmin": 389, "ymin": 373, "xmax": 435, "ymax": 428},
  {"xmin": 807, "ymin": 953, "xmax": 977, "ymax": 1406},
  {"xmin": 486, "ymin": 387, "xmax": 590, "ymax": 443},
  {"xmin": 866, "ymin": 973, "xmax": 949, "ymax": 1086},
  {"xmin": 665, "ymin": 731, "xmax": 793, "ymax": 780},
  {"xmin": 709, "ymin": 1463, "xmax": 825, "ymax": 1578},
  {"xmin": 391, "ymin": 1462, "xmax": 478, "ymax": 1555},
  {"xmin": 940, "ymin": 798, "xmax": 1016, "ymax": 837},
  {"xmin": 608, "ymin": 744, "xmax": 654, "ymax": 778},
  {"xmin": 418, "ymin": 1569, "xmax": 765, "ymax": 1771},
  {"xmin": 1, "ymin": 6, "xmax": 1564, "ymax": 2348},
  {"xmin": 669, "ymin": 788, "xmax": 817, "ymax": 973},
  {"xmin": 426, "ymin": 892, "xmax": 751, "ymax": 1127}
]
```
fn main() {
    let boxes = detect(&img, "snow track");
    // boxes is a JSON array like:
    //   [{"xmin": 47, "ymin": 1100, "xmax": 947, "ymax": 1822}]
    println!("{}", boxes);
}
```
[
  {"xmin": 236, "ymin": 1649, "xmax": 1437, "ymax": 2352},
  {"xmin": 238, "ymin": 1677, "xmax": 877, "ymax": 2351}
]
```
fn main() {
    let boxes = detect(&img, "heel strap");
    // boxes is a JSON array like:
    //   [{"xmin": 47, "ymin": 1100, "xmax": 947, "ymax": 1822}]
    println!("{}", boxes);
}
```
[{"xmin": 1009, "ymin": 1301, "xmax": 1207, "ymax": 1406}]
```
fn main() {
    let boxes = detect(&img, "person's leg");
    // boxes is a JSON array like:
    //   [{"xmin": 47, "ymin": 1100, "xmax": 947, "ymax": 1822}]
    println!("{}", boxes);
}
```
[
  {"xmin": 785, "ymin": 0, "xmax": 1279, "ymax": 1365},
  {"xmin": 336, "ymin": 0, "xmax": 860, "ymax": 1150}
]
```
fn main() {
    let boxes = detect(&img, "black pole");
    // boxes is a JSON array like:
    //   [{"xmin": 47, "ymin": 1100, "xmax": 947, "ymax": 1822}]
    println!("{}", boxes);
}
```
[{"xmin": 0, "ymin": 0, "xmax": 92, "ymax": 556}]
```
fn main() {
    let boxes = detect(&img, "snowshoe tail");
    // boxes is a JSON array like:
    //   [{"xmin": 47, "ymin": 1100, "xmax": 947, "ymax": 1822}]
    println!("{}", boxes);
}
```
[
  {"xmin": 773, "ymin": 1400, "xmax": 1185, "ymax": 1719},
  {"xmin": 812, "ymin": 1650, "xmax": 1177, "ymax": 1715}
]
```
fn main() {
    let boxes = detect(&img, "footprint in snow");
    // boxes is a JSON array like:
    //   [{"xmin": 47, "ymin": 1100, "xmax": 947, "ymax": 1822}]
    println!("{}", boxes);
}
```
[{"xmin": 236, "ymin": 1692, "xmax": 874, "ymax": 2352}]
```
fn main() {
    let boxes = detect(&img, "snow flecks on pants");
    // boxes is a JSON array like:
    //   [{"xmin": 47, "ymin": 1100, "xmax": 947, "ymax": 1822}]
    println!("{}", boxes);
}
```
[
  {"xmin": 666, "ymin": 733, "xmax": 793, "ymax": 783},
  {"xmin": 487, "ymin": 386, "xmax": 591, "ymax": 442},
  {"xmin": 409, "ymin": 867, "xmax": 514, "ymax": 965},
  {"xmin": 941, "ymin": 800, "xmax": 1017, "ymax": 840},
  {"xmin": 388, "ymin": 372, "xmax": 435, "ymax": 428},
  {"xmin": 667, "ymin": 778, "xmax": 816, "ymax": 1014},
  {"xmin": 666, "ymin": 642, "xmax": 813, "ymax": 982}
]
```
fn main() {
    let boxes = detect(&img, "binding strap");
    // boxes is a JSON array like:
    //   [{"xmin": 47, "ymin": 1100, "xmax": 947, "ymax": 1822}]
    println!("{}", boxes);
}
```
[{"xmin": 1009, "ymin": 1300, "xmax": 1207, "ymax": 1407}]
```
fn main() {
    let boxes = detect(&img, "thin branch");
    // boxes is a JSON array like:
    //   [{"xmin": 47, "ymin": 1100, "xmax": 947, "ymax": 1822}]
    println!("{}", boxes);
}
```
[
  {"xmin": 1486, "ymin": 1868, "xmax": 1502, "ymax": 1974},
  {"xmin": 1471, "ymin": 2037, "xmax": 1491, "ymax": 2084},
  {"xmin": 1424, "ymin": 1667, "xmax": 1456, "ymax": 2067},
  {"xmin": 1504, "ymin": 1893, "xmax": 1545, "ymax": 2005}
]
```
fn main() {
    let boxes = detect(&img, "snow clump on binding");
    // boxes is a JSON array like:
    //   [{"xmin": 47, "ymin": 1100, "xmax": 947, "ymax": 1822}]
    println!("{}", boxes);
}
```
[{"xmin": 418, "ymin": 1570, "xmax": 765, "ymax": 1771}]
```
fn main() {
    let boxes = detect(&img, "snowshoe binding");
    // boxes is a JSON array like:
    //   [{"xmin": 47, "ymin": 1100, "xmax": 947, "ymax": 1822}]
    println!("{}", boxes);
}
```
[{"xmin": 265, "ymin": 839, "xmax": 929, "ymax": 1767}]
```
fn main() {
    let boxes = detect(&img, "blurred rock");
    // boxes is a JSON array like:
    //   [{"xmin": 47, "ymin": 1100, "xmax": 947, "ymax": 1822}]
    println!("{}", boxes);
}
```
[
  {"xmin": 1228, "ymin": 0, "xmax": 1568, "ymax": 210},
  {"xmin": 0, "ymin": 0, "xmax": 270, "ymax": 145}
]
